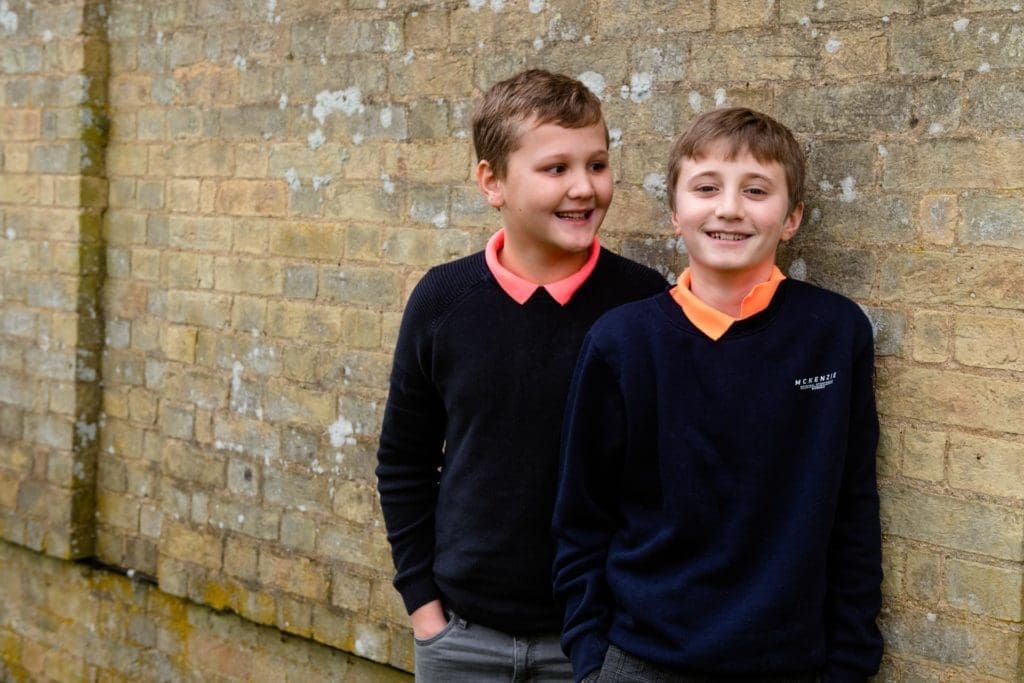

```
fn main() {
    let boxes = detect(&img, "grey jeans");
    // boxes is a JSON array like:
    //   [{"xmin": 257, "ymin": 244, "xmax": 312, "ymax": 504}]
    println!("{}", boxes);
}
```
[
  {"xmin": 414, "ymin": 611, "xmax": 573, "ymax": 682},
  {"xmin": 593, "ymin": 645, "xmax": 820, "ymax": 683}
]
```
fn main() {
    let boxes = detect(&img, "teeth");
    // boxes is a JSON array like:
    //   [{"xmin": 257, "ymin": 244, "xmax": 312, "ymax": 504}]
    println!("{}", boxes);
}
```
[
  {"xmin": 557, "ymin": 211, "xmax": 589, "ymax": 219},
  {"xmin": 709, "ymin": 232, "xmax": 747, "ymax": 241}
]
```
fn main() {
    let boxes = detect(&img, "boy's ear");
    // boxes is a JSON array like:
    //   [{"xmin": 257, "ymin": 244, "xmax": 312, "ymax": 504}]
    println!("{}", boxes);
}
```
[
  {"xmin": 780, "ymin": 202, "xmax": 803, "ymax": 242},
  {"xmin": 476, "ymin": 160, "xmax": 505, "ymax": 209}
]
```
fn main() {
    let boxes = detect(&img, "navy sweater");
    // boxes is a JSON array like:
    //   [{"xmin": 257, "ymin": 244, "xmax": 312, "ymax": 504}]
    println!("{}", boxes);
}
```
[
  {"xmin": 376, "ymin": 248, "xmax": 666, "ymax": 633},
  {"xmin": 552, "ymin": 280, "xmax": 883, "ymax": 681}
]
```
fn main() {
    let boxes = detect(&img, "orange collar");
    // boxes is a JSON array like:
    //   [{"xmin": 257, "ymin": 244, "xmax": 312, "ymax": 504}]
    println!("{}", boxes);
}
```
[
  {"xmin": 484, "ymin": 229, "xmax": 601, "ymax": 306},
  {"xmin": 669, "ymin": 267, "xmax": 786, "ymax": 340}
]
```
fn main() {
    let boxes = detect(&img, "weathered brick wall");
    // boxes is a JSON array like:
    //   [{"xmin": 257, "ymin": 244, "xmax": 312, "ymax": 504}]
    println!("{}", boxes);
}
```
[
  {"xmin": 1, "ymin": 0, "xmax": 1023, "ymax": 680},
  {"xmin": 0, "ymin": 540, "xmax": 410, "ymax": 682},
  {"xmin": 0, "ymin": 0, "xmax": 106, "ymax": 560}
]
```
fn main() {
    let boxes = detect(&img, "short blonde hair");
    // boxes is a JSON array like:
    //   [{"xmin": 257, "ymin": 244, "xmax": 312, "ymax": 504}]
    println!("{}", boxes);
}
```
[
  {"xmin": 667, "ymin": 107, "xmax": 805, "ymax": 213},
  {"xmin": 472, "ymin": 69, "xmax": 606, "ymax": 179}
]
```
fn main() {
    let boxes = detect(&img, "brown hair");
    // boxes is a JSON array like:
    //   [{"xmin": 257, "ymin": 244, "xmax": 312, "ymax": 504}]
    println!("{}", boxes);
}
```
[
  {"xmin": 472, "ymin": 69, "xmax": 605, "ymax": 179},
  {"xmin": 666, "ymin": 107, "xmax": 805, "ymax": 213}
]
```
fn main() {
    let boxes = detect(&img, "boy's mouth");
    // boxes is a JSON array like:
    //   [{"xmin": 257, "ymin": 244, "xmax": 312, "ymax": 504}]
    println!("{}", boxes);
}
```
[
  {"xmin": 556, "ymin": 210, "xmax": 593, "ymax": 221},
  {"xmin": 707, "ymin": 232, "xmax": 749, "ymax": 241}
]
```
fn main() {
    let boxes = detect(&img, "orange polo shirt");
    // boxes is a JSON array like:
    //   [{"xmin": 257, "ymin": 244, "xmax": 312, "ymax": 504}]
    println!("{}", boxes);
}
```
[
  {"xmin": 485, "ymin": 229, "xmax": 601, "ymax": 306},
  {"xmin": 670, "ymin": 266, "xmax": 786, "ymax": 341}
]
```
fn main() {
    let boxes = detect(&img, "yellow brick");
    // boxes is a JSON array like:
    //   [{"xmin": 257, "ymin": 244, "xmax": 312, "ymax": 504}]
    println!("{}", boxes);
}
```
[
  {"xmin": 166, "ymin": 290, "xmax": 232, "ymax": 328},
  {"xmin": 236, "ymin": 143, "xmax": 270, "ymax": 178},
  {"xmin": 258, "ymin": 551, "xmax": 329, "ymax": 601},
  {"xmin": 341, "ymin": 309, "xmax": 381, "ymax": 349},
  {"xmin": 880, "ymin": 484, "xmax": 1024, "ymax": 561},
  {"xmin": 877, "ymin": 366, "xmax": 1024, "ymax": 436},
  {"xmin": 263, "ymin": 380, "xmax": 335, "ymax": 424},
  {"xmin": 330, "ymin": 569, "xmax": 371, "ymax": 612},
  {"xmin": 322, "ymin": 182, "xmax": 400, "ymax": 222},
  {"xmin": 715, "ymin": 0, "xmax": 774, "ymax": 30},
  {"xmin": 820, "ymin": 30, "xmax": 888, "ymax": 79},
  {"xmin": 0, "ymin": 470, "xmax": 20, "ymax": 509},
  {"xmin": 224, "ymin": 536, "xmax": 259, "ymax": 581},
  {"xmin": 331, "ymin": 479, "xmax": 377, "ymax": 525},
  {"xmin": 283, "ymin": 346, "xmax": 319, "ymax": 382},
  {"xmin": 949, "ymin": 433, "xmax": 1024, "ymax": 500},
  {"xmin": 277, "ymin": 596, "xmax": 313, "ymax": 637},
  {"xmin": 188, "ymin": 632, "xmax": 254, "ymax": 680},
  {"xmin": 231, "ymin": 296, "xmax": 267, "ymax": 333},
  {"xmin": 0, "ymin": 109, "xmax": 41, "ymax": 140},
  {"xmin": 945, "ymin": 557, "xmax": 1024, "ymax": 621},
  {"xmin": 167, "ymin": 179, "xmax": 200, "ymax": 212},
  {"xmin": 161, "ymin": 521, "xmax": 222, "ymax": 569},
  {"xmin": 176, "ymin": 63, "xmax": 240, "ymax": 107},
  {"xmin": 149, "ymin": 142, "xmax": 236, "ymax": 178},
  {"xmin": 911, "ymin": 311, "xmax": 950, "ymax": 364},
  {"xmin": 233, "ymin": 219, "xmax": 271, "ymax": 254},
  {"xmin": 0, "ymin": 175, "xmax": 38, "ymax": 204},
  {"xmin": 269, "ymin": 222, "xmax": 345, "ymax": 260},
  {"xmin": 96, "ymin": 492, "xmax": 139, "ymax": 531},
  {"xmin": 344, "ymin": 224, "xmax": 381, "ymax": 262},
  {"xmin": 266, "ymin": 301, "xmax": 342, "ymax": 342},
  {"xmin": 162, "ymin": 440, "xmax": 222, "ymax": 488},
  {"xmin": 213, "ymin": 257, "xmax": 283, "ymax": 295},
  {"xmin": 954, "ymin": 314, "xmax": 1024, "ymax": 372},
  {"xmin": 919, "ymin": 195, "xmax": 957, "ymax": 246},
  {"xmin": 390, "ymin": 141, "xmax": 470, "ymax": 183},
  {"xmin": 131, "ymin": 247, "xmax": 161, "ymax": 281},
  {"xmin": 214, "ymin": 179, "xmax": 288, "ymax": 216},
  {"xmin": 128, "ymin": 388, "xmax": 159, "ymax": 424},
  {"xmin": 167, "ymin": 216, "xmax": 233, "ymax": 252},
  {"xmin": 388, "ymin": 54, "xmax": 473, "ymax": 97},
  {"xmin": 883, "ymin": 140, "xmax": 1024, "ymax": 192},
  {"xmin": 109, "ymin": 73, "xmax": 153, "ymax": 107},
  {"xmin": 162, "ymin": 251, "xmax": 215, "ymax": 289},
  {"xmin": 107, "ymin": 144, "xmax": 148, "ymax": 176},
  {"xmin": 162, "ymin": 325, "xmax": 198, "ymax": 363},
  {"xmin": 902, "ymin": 428, "xmax": 946, "ymax": 482}
]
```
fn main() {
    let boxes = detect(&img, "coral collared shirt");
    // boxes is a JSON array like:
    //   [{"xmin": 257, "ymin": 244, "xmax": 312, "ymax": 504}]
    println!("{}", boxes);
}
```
[
  {"xmin": 485, "ymin": 229, "xmax": 601, "ymax": 306},
  {"xmin": 670, "ymin": 266, "xmax": 786, "ymax": 341}
]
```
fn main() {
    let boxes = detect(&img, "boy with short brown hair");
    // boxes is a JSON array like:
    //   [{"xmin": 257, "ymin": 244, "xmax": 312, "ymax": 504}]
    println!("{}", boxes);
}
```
[
  {"xmin": 553, "ymin": 108, "xmax": 883, "ymax": 682},
  {"xmin": 376, "ymin": 69, "xmax": 666, "ymax": 680}
]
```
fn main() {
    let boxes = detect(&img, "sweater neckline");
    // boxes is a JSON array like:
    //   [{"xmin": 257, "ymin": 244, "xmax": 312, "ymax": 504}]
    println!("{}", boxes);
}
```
[{"xmin": 656, "ymin": 278, "xmax": 791, "ymax": 340}]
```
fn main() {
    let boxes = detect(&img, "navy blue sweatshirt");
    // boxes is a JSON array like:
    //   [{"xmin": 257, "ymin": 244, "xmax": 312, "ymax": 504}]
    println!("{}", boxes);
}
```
[
  {"xmin": 376, "ymin": 248, "xmax": 666, "ymax": 633},
  {"xmin": 552, "ymin": 280, "xmax": 882, "ymax": 681}
]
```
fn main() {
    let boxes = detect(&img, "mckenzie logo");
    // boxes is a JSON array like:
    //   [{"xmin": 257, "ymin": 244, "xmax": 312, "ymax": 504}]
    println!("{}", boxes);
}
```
[{"xmin": 795, "ymin": 371, "xmax": 838, "ymax": 391}]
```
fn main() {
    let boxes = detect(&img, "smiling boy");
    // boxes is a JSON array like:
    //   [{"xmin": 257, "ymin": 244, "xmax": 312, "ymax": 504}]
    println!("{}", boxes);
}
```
[
  {"xmin": 376, "ymin": 70, "xmax": 666, "ymax": 680},
  {"xmin": 553, "ymin": 108, "xmax": 883, "ymax": 682}
]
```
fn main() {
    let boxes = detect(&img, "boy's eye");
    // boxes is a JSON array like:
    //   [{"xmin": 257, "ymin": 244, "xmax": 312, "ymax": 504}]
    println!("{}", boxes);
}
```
[
  {"xmin": 589, "ymin": 161, "xmax": 608, "ymax": 172},
  {"xmin": 745, "ymin": 187, "xmax": 768, "ymax": 196},
  {"xmin": 694, "ymin": 184, "xmax": 717, "ymax": 193},
  {"xmin": 546, "ymin": 164, "xmax": 567, "ymax": 174}
]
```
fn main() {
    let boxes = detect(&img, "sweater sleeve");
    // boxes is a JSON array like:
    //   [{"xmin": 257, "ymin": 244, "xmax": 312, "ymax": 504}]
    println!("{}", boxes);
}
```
[
  {"xmin": 823, "ymin": 322, "xmax": 884, "ymax": 681},
  {"xmin": 375, "ymin": 277, "xmax": 447, "ymax": 615},
  {"xmin": 552, "ymin": 332, "xmax": 625, "ymax": 682}
]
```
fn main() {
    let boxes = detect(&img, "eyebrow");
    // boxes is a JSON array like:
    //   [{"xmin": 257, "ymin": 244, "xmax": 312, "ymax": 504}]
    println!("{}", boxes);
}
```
[
  {"xmin": 687, "ymin": 170, "xmax": 775, "ymax": 183},
  {"xmin": 536, "ymin": 149, "xmax": 609, "ymax": 164}
]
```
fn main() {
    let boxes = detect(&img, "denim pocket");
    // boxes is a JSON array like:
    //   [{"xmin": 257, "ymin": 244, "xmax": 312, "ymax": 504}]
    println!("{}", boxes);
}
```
[{"xmin": 413, "ymin": 612, "xmax": 458, "ymax": 647}]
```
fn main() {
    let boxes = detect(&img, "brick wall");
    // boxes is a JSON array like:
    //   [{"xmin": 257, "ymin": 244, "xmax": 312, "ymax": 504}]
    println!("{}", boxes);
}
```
[
  {"xmin": 1, "ymin": 0, "xmax": 1022, "ymax": 680},
  {"xmin": 0, "ymin": 540, "xmax": 409, "ymax": 682}
]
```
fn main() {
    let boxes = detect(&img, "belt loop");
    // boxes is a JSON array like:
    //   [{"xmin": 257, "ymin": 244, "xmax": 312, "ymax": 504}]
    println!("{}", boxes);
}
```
[{"xmin": 445, "ymin": 607, "xmax": 469, "ymax": 629}]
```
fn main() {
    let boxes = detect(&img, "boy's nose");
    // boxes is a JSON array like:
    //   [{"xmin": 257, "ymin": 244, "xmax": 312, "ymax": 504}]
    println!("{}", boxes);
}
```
[
  {"xmin": 715, "ymin": 190, "xmax": 744, "ymax": 219},
  {"xmin": 567, "ymin": 171, "xmax": 595, "ymax": 198}
]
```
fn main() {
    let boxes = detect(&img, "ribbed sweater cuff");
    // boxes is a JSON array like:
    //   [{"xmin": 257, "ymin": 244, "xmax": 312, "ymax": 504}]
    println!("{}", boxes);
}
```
[{"xmin": 397, "ymin": 576, "xmax": 440, "ymax": 616}]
